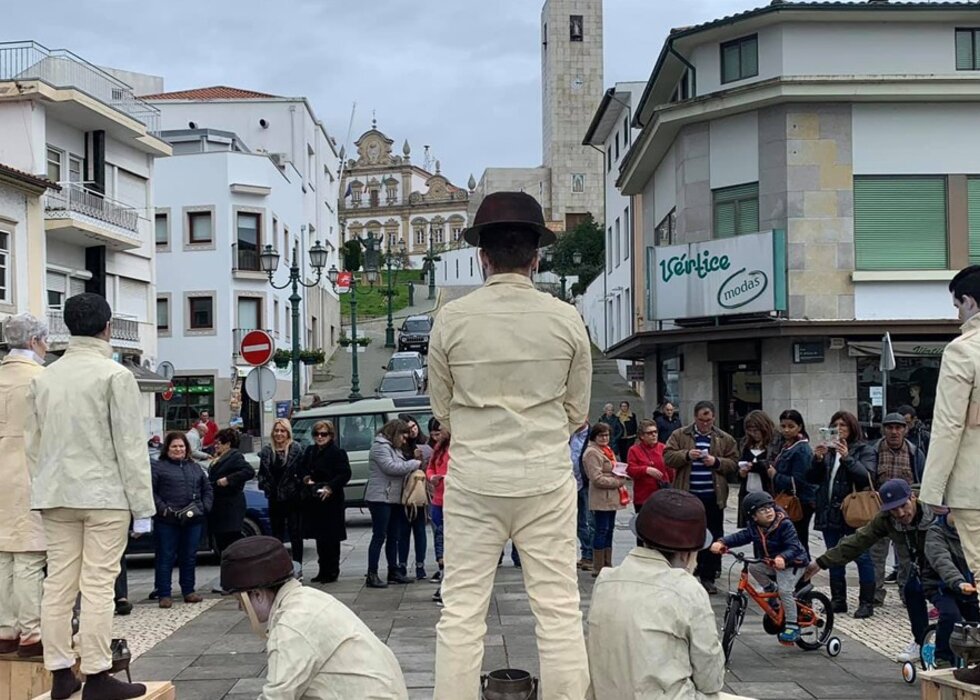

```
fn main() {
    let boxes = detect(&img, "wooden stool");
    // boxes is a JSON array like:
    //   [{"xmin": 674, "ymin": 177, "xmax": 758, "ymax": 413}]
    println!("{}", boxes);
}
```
[
  {"xmin": 0, "ymin": 654, "xmax": 51, "ymax": 700},
  {"xmin": 31, "ymin": 681, "xmax": 175, "ymax": 700},
  {"xmin": 921, "ymin": 668, "xmax": 980, "ymax": 699}
]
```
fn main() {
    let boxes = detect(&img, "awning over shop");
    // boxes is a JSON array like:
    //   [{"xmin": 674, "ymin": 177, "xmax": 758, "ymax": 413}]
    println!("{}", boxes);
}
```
[
  {"xmin": 847, "ymin": 341, "xmax": 948, "ymax": 358},
  {"xmin": 122, "ymin": 360, "xmax": 170, "ymax": 392}
]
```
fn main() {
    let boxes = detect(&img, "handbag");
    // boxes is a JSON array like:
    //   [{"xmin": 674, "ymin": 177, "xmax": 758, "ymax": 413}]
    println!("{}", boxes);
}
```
[
  {"xmin": 774, "ymin": 477, "xmax": 803, "ymax": 522},
  {"xmin": 842, "ymin": 474, "xmax": 881, "ymax": 528},
  {"xmin": 618, "ymin": 485, "xmax": 631, "ymax": 506}
]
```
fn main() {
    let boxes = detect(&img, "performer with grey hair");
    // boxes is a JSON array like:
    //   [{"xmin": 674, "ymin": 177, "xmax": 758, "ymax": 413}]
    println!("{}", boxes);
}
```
[{"xmin": 0, "ymin": 313, "xmax": 49, "ymax": 657}]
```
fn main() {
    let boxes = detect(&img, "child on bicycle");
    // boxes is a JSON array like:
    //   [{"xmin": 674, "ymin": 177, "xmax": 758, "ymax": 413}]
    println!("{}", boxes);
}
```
[
  {"xmin": 922, "ymin": 511, "xmax": 980, "ymax": 669},
  {"xmin": 711, "ymin": 491, "xmax": 810, "ymax": 643}
]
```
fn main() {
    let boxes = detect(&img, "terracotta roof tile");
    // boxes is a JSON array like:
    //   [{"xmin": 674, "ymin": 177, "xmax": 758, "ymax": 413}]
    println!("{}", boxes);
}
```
[
  {"xmin": 0, "ymin": 163, "xmax": 59, "ymax": 191},
  {"xmin": 141, "ymin": 86, "xmax": 280, "ymax": 100}
]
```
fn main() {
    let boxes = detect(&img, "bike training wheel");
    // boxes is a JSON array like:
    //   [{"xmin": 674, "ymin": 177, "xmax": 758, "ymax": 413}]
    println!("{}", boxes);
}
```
[
  {"xmin": 902, "ymin": 661, "xmax": 917, "ymax": 684},
  {"xmin": 920, "ymin": 623, "xmax": 938, "ymax": 671},
  {"xmin": 722, "ymin": 595, "xmax": 745, "ymax": 664},
  {"xmin": 795, "ymin": 590, "xmax": 835, "ymax": 651},
  {"xmin": 826, "ymin": 637, "xmax": 842, "ymax": 657}
]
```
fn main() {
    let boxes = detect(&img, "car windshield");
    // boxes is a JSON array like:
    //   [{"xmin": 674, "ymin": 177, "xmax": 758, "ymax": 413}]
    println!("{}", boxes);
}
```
[
  {"xmin": 390, "ymin": 357, "xmax": 421, "ymax": 371},
  {"xmin": 403, "ymin": 320, "xmax": 430, "ymax": 333},
  {"xmin": 381, "ymin": 376, "xmax": 416, "ymax": 392}
]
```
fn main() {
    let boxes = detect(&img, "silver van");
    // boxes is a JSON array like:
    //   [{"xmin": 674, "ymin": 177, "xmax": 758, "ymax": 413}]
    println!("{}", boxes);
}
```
[{"xmin": 291, "ymin": 396, "xmax": 433, "ymax": 507}]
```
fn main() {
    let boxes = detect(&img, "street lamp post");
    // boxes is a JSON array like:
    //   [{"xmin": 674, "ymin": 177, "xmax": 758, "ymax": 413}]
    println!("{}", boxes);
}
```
[
  {"xmin": 544, "ymin": 248, "xmax": 582, "ymax": 301},
  {"xmin": 326, "ymin": 262, "xmax": 379, "ymax": 400},
  {"xmin": 384, "ymin": 237, "xmax": 407, "ymax": 348},
  {"xmin": 423, "ymin": 225, "xmax": 441, "ymax": 301},
  {"xmin": 260, "ymin": 240, "xmax": 329, "ymax": 410}
]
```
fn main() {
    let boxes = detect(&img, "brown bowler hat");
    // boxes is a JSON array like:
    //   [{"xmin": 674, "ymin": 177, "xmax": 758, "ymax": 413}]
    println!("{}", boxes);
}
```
[
  {"xmin": 463, "ymin": 191, "xmax": 556, "ymax": 248},
  {"xmin": 630, "ymin": 489, "xmax": 712, "ymax": 552},
  {"xmin": 221, "ymin": 536, "xmax": 295, "ymax": 593}
]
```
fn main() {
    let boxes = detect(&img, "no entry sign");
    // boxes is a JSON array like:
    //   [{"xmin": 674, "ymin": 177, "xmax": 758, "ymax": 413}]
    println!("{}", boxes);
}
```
[
  {"xmin": 240, "ymin": 329, "xmax": 274, "ymax": 366},
  {"xmin": 161, "ymin": 383, "xmax": 174, "ymax": 401}
]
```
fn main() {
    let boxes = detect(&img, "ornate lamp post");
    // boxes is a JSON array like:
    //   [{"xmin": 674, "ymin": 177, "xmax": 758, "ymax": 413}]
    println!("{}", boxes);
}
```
[
  {"xmin": 544, "ymin": 247, "xmax": 582, "ymax": 301},
  {"xmin": 260, "ymin": 240, "xmax": 329, "ymax": 409},
  {"xmin": 326, "ymin": 260, "xmax": 379, "ymax": 400},
  {"xmin": 423, "ymin": 223, "xmax": 442, "ymax": 301},
  {"xmin": 384, "ymin": 237, "xmax": 407, "ymax": 348}
]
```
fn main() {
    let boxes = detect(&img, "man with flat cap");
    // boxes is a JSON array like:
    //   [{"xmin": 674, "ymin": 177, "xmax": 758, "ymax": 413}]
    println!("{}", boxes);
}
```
[
  {"xmin": 221, "ymin": 536, "xmax": 408, "ymax": 699},
  {"xmin": 587, "ymin": 489, "xmax": 754, "ymax": 700},
  {"xmin": 429, "ymin": 192, "xmax": 592, "ymax": 699}
]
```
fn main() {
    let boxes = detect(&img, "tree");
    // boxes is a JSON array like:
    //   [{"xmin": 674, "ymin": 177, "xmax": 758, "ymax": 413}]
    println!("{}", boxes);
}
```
[
  {"xmin": 538, "ymin": 216, "xmax": 605, "ymax": 296},
  {"xmin": 342, "ymin": 240, "xmax": 362, "ymax": 272}
]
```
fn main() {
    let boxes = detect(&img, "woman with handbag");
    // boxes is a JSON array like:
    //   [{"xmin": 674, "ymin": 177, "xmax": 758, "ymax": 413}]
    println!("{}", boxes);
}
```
[
  {"xmin": 582, "ymin": 422, "xmax": 627, "ymax": 578},
  {"xmin": 769, "ymin": 410, "xmax": 816, "ymax": 555},
  {"xmin": 151, "ymin": 432, "xmax": 213, "ymax": 608},
  {"xmin": 805, "ymin": 411, "xmax": 877, "ymax": 618},
  {"xmin": 735, "ymin": 410, "xmax": 777, "ymax": 527},
  {"xmin": 299, "ymin": 420, "xmax": 352, "ymax": 584},
  {"xmin": 258, "ymin": 419, "xmax": 306, "ymax": 566}
]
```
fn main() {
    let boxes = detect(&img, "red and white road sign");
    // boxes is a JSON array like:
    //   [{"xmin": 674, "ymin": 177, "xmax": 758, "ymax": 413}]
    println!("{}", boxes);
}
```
[
  {"xmin": 337, "ymin": 271, "xmax": 352, "ymax": 294},
  {"xmin": 161, "ymin": 383, "xmax": 175, "ymax": 401},
  {"xmin": 240, "ymin": 329, "xmax": 275, "ymax": 366}
]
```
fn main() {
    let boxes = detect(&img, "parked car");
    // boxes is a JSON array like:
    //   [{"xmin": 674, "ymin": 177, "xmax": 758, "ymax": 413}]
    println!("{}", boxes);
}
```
[
  {"xmin": 289, "ymin": 396, "xmax": 433, "ymax": 507},
  {"xmin": 378, "ymin": 370, "xmax": 425, "ymax": 399},
  {"xmin": 397, "ymin": 314, "xmax": 433, "ymax": 353},
  {"xmin": 383, "ymin": 351, "xmax": 427, "ymax": 390}
]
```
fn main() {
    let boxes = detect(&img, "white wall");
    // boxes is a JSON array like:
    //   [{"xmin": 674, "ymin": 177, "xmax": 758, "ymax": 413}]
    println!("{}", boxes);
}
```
[
  {"xmin": 653, "ymin": 145, "xmax": 676, "ymax": 226},
  {"xmin": 853, "ymin": 103, "xmax": 980, "ymax": 175},
  {"xmin": 855, "ymin": 281, "xmax": 958, "ymax": 321},
  {"xmin": 0, "ymin": 184, "xmax": 32, "ymax": 314},
  {"xmin": 691, "ymin": 24, "xmax": 784, "ymax": 97},
  {"xmin": 0, "ymin": 103, "xmax": 45, "ymax": 173},
  {"xmin": 709, "ymin": 111, "xmax": 759, "ymax": 189},
  {"xmin": 434, "ymin": 246, "xmax": 483, "ymax": 287}
]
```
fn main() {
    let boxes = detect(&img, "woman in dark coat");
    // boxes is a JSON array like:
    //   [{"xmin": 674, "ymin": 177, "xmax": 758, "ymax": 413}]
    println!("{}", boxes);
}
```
[
  {"xmin": 300, "ymin": 420, "xmax": 351, "ymax": 583},
  {"xmin": 806, "ymin": 410, "xmax": 877, "ymax": 618},
  {"xmin": 258, "ymin": 418, "xmax": 306, "ymax": 565},
  {"xmin": 208, "ymin": 428, "xmax": 256, "ymax": 553},
  {"xmin": 735, "ymin": 410, "xmax": 778, "ymax": 527},
  {"xmin": 151, "ymin": 431, "xmax": 213, "ymax": 608}
]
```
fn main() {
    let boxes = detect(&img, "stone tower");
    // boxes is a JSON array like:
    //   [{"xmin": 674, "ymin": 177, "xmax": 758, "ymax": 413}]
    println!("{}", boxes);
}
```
[{"xmin": 541, "ymin": 0, "xmax": 604, "ymax": 231}]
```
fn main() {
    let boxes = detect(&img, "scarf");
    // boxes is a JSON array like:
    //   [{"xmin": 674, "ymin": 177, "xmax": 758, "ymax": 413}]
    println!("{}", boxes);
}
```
[
  {"xmin": 600, "ymin": 445, "xmax": 618, "ymax": 463},
  {"xmin": 877, "ymin": 441, "xmax": 914, "ymax": 487}
]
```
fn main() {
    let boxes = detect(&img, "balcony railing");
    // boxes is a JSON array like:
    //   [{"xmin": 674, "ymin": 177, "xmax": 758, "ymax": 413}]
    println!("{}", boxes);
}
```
[
  {"xmin": 232, "ymin": 243, "xmax": 262, "ymax": 272},
  {"xmin": 45, "ymin": 183, "xmax": 139, "ymax": 234},
  {"xmin": 0, "ymin": 41, "xmax": 161, "ymax": 132},
  {"xmin": 42, "ymin": 310, "xmax": 141, "ymax": 345}
]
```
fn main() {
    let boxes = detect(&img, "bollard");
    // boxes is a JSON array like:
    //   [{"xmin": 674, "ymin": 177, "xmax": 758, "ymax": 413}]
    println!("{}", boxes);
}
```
[
  {"xmin": 407, "ymin": 281, "xmax": 415, "ymax": 306},
  {"xmin": 480, "ymin": 668, "xmax": 538, "ymax": 699}
]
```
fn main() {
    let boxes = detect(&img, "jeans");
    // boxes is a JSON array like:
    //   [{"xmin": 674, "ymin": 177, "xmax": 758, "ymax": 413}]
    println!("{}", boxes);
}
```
[
  {"xmin": 905, "ymin": 571, "xmax": 931, "ymax": 648},
  {"xmin": 592, "ymin": 510, "xmax": 617, "ymax": 550},
  {"xmin": 823, "ymin": 527, "xmax": 875, "ymax": 585},
  {"xmin": 749, "ymin": 562, "xmax": 801, "ymax": 624},
  {"xmin": 931, "ymin": 590, "xmax": 980, "ymax": 664},
  {"xmin": 577, "ymin": 487, "xmax": 594, "ymax": 560},
  {"xmin": 695, "ymin": 497, "xmax": 725, "ymax": 582},
  {"xmin": 367, "ymin": 502, "xmax": 407, "ymax": 574},
  {"xmin": 269, "ymin": 498, "xmax": 304, "ymax": 564},
  {"xmin": 154, "ymin": 520, "xmax": 204, "ymax": 598},
  {"xmin": 430, "ymin": 505, "xmax": 445, "ymax": 562},
  {"xmin": 399, "ymin": 507, "xmax": 428, "ymax": 567}
]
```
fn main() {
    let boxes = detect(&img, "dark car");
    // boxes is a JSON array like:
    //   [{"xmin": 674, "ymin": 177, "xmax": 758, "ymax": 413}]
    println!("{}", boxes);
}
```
[
  {"xmin": 397, "ymin": 315, "xmax": 433, "ymax": 353},
  {"xmin": 125, "ymin": 477, "xmax": 272, "ymax": 557}
]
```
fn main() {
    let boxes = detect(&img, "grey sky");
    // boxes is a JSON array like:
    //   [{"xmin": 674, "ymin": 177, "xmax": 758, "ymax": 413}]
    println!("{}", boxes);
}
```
[{"xmin": 9, "ymin": 1, "xmax": 790, "ymax": 185}]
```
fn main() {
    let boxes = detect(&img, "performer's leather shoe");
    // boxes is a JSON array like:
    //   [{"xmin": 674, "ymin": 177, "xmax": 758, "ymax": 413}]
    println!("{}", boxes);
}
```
[
  {"xmin": 0, "ymin": 638, "xmax": 18, "ymax": 654},
  {"xmin": 955, "ymin": 665, "xmax": 980, "ymax": 685},
  {"xmin": 17, "ymin": 640, "xmax": 43, "ymax": 657},
  {"xmin": 81, "ymin": 670, "xmax": 145, "ymax": 700},
  {"xmin": 51, "ymin": 668, "xmax": 81, "ymax": 700}
]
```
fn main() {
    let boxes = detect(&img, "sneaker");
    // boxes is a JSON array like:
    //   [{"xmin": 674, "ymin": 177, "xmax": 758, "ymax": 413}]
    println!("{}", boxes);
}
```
[
  {"xmin": 432, "ymin": 587, "xmax": 443, "ymax": 606},
  {"xmin": 885, "ymin": 570, "xmax": 898, "ymax": 585},
  {"xmin": 430, "ymin": 570, "xmax": 442, "ymax": 584},
  {"xmin": 895, "ymin": 641, "xmax": 921, "ymax": 663},
  {"xmin": 778, "ymin": 623, "xmax": 801, "ymax": 644},
  {"xmin": 416, "ymin": 565, "xmax": 427, "ymax": 581},
  {"xmin": 114, "ymin": 599, "xmax": 133, "ymax": 616}
]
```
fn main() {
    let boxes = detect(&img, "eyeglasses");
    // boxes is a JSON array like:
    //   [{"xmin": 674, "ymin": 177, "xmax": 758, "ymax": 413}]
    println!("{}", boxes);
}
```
[
  {"xmin": 313, "ymin": 431, "xmax": 331, "ymax": 438},
  {"xmin": 642, "ymin": 430, "xmax": 658, "ymax": 436}
]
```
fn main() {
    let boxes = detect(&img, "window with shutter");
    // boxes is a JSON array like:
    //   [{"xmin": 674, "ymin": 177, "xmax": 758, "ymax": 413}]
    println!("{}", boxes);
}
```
[
  {"xmin": 968, "ymin": 178, "xmax": 980, "ymax": 264},
  {"xmin": 712, "ymin": 182, "xmax": 759, "ymax": 238},
  {"xmin": 854, "ymin": 177, "xmax": 948, "ymax": 270},
  {"xmin": 956, "ymin": 29, "xmax": 980, "ymax": 71}
]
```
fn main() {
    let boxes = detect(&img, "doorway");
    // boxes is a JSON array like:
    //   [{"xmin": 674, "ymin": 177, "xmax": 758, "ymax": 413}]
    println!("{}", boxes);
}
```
[{"xmin": 718, "ymin": 362, "xmax": 762, "ymax": 442}]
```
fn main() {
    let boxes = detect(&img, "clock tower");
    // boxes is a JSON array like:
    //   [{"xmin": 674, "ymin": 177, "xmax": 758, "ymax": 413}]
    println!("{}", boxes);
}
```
[{"xmin": 541, "ymin": 0, "xmax": 604, "ymax": 231}]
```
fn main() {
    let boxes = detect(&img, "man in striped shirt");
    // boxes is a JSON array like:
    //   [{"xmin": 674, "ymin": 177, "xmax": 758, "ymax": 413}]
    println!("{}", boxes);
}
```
[{"xmin": 664, "ymin": 401, "xmax": 739, "ymax": 594}]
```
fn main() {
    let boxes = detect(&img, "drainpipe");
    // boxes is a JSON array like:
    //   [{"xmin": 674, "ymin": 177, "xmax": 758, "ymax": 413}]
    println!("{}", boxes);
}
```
[
  {"xmin": 587, "ymin": 142, "xmax": 609, "ymax": 351},
  {"xmin": 668, "ymin": 42, "xmax": 696, "ymax": 100}
]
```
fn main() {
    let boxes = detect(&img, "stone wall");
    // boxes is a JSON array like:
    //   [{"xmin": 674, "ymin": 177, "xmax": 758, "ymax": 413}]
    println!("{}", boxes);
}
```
[
  {"xmin": 761, "ymin": 338, "xmax": 858, "ymax": 429},
  {"xmin": 674, "ymin": 123, "xmax": 711, "ymax": 244}
]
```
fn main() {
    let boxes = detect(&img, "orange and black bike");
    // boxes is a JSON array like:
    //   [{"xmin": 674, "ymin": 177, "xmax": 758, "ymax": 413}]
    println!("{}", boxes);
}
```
[{"xmin": 721, "ymin": 551, "xmax": 841, "ymax": 664}]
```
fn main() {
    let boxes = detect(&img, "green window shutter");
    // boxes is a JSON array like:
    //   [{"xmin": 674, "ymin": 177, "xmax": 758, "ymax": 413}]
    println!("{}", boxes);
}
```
[
  {"xmin": 968, "ymin": 178, "xmax": 980, "ymax": 264},
  {"xmin": 714, "ymin": 183, "xmax": 759, "ymax": 237},
  {"xmin": 854, "ymin": 177, "xmax": 948, "ymax": 270},
  {"xmin": 737, "ymin": 197, "xmax": 759, "ymax": 235},
  {"xmin": 741, "ymin": 37, "xmax": 759, "ymax": 78},
  {"xmin": 956, "ymin": 30, "xmax": 974, "ymax": 70},
  {"xmin": 722, "ymin": 44, "xmax": 741, "ymax": 83},
  {"xmin": 715, "ymin": 202, "xmax": 736, "ymax": 238}
]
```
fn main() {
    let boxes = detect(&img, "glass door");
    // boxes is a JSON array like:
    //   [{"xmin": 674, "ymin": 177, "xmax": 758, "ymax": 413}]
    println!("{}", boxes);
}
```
[{"xmin": 718, "ymin": 362, "xmax": 762, "ymax": 442}]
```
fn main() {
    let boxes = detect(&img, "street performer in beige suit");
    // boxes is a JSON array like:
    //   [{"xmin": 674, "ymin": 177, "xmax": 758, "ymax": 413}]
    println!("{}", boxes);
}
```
[
  {"xmin": 26, "ymin": 293, "xmax": 155, "ymax": 700},
  {"xmin": 0, "ymin": 314, "xmax": 49, "ymax": 658},
  {"xmin": 921, "ymin": 266, "xmax": 980, "ymax": 579},
  {"xmin": 430, "ymin": 192, "xmax": 592, "ymax": 699}
]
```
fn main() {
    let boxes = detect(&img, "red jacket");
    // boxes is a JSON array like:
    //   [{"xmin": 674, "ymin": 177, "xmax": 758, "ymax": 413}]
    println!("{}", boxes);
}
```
[
  {"xmin": 201, "ymin": 420, "xmax": 219, "ymax": 447},
  {"xmin": 426, "ymin": 443, "xmax": 450, "ymax": 506},
  {"xmin": 627, "ymin": 441, "xmax": 673, "ymax": 506}
]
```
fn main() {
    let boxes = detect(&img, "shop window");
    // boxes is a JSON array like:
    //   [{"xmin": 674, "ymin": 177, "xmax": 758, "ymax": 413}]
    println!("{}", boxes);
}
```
[
  {"xmin": 159, "ymin": 376, "xmax": 215, "ymax": 432},
  {"xmin": 856, "ymin": 353, "xmax": 942, "ymax": 437},
  {"xmin": 713, "ymin": 182, "xmax": 759, "ymax": 238},
  {"xmin": 854, "ymin": 176, "xmax": 947, "ymax": 270}
]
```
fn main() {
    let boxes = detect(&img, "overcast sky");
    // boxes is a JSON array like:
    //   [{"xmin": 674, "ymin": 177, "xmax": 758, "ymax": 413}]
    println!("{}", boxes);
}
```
[{"xmin": 6, "ymin": 1, "xmax": 840, "ymax": 185}]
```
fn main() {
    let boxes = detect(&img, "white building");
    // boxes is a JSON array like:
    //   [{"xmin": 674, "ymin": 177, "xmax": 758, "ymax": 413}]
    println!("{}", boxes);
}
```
[
  {"xmin": 580, "ymin": 81, "xmax": 645, "ymax": 379},
  {"xmin": 154, "ymin": 128, "xmax": 336, "ymax": 433},
  {"xmin": 612, "ymin": 2, "xmax": 980, "ymax": 439},
  {"xmin": 0, "ymin": 41, "xmax": 172, "ymax": 420}
]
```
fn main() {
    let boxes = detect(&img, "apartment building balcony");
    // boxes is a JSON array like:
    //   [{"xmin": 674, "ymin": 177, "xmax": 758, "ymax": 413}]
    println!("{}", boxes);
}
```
[
  {"xmin": 44, "ymin": 183, "xmax": 142, "ymax": 250},
  {"xmin": 231, "ymin": 243, "xmax": 267, "ymax": 279},
  {"xmin": 45, "ymin": 310, "xmax": 142, "ymax": 350}
]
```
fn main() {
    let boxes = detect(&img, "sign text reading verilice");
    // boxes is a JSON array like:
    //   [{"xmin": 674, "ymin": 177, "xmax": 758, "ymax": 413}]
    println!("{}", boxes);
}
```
[{"xmin": 659, "ymin": 250, "xmax": 731, "ymax": 284}]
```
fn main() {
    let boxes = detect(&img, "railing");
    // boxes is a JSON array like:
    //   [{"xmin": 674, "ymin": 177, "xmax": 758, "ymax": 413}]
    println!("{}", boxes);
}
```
[
  {"xmin": 45, "ymin": 311, "xmax": 141, "ymax": 344},
  {"xmin": 232, "ymin": 243, "xmax": 262, "ymax": 272},
  {"xmin": 45, "ymin": 182, "xmax": 140, "ymax": 234},
  {"xmin": 0, "ymin": 41, "xmax": 161, "ymax": 132}
]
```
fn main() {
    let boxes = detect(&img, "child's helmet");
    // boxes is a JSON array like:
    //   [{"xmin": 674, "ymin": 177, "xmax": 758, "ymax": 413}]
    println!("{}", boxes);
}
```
[{"xmin": 743, "ymin": 492, "xmax": 775, "ymax": 518}]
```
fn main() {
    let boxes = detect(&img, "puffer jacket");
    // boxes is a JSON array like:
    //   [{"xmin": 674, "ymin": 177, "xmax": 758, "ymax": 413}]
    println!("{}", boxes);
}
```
[
  {"xmin": 805, "ymin": 442, "xmax": 875, "ymax": 532},
  {"xmin": 721, "ymin": 507, "xmax": 810, "ymax": 568},
  {"xmin": 151, "ymin": 457, "xmax": 213, "ymax": 522},
  {"xmin": 365, "ymin": 436, "xmax": 420, "ymax": 504},
  {"xmin": 923, "ymin": 516, "xmax": 973, "ymax": 598}
]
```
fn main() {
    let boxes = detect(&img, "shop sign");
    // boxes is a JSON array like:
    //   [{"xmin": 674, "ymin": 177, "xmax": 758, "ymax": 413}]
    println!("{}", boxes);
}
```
[
  {"xmin": 626, "ymin": 364, "xmax": 644, "ymax": 382},
  {"xmin": 651, "ymin": 230, "xmax": 786, "ymax": 321},
  {"xmin": 793, "ymin": 341, "xmax": 825, "ymax": 364}
]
